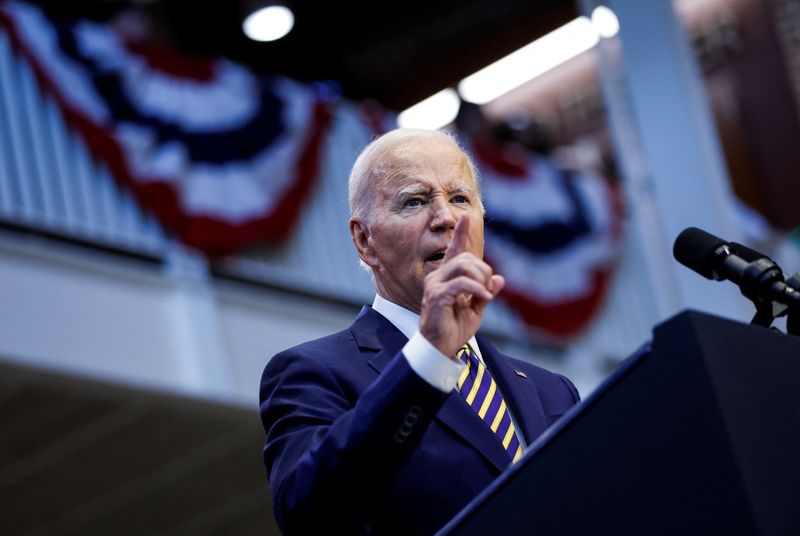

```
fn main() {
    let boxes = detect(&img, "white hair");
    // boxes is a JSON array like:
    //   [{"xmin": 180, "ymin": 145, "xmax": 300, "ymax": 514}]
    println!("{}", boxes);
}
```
[{"xmin": 347, "ymin": 128, "xmax": 482, "ymax": 225}]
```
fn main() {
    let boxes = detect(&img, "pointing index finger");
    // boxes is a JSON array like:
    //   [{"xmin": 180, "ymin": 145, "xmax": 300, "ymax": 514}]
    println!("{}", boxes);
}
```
[{"xmin": 444, "ymin": 214, "xmax": 469, "ymax": 262}]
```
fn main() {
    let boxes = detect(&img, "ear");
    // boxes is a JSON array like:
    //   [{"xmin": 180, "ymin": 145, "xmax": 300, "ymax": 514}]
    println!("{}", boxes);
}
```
[{"xmin": 350, "ymin": 218, "xmax": 378, "ymax": 268}]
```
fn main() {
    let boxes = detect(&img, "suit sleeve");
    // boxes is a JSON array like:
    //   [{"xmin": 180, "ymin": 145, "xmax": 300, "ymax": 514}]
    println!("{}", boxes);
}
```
[{"xmin": 259, "ymin": 346, "xmax": 448, "ymax": 534}]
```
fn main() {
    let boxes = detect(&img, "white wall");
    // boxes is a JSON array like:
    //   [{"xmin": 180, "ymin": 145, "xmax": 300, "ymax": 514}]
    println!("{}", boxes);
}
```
[
  {"xmin": 217, "ymin": 282, "xmax": 361, "ymax": 404},
  {"xmin": 0, "ymin": 231, "xmax": 361, "ymax": 405}
]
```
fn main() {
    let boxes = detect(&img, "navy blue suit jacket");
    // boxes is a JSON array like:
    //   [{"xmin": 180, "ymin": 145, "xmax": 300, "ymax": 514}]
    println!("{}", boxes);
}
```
[{"xmin": 259, "ymin": 306, "xmax": 579, "ymax": 535}]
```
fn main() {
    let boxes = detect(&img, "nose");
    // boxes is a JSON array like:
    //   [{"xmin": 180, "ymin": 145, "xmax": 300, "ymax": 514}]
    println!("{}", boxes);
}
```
[{"xmin": 429, "ymin": 196, "xmax": 456, "ymax": 232}]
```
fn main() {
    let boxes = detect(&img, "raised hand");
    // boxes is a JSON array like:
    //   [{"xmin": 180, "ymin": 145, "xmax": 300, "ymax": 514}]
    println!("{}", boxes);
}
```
[{"xmin": 419, "ymin": 215, "xmax": 505, "ymax": 358}]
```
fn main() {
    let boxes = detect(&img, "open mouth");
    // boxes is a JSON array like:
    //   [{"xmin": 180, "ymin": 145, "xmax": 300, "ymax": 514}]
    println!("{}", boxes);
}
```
[{"xmin": 426, "ymin": 252, "xmax": 445, "ymax": 262}]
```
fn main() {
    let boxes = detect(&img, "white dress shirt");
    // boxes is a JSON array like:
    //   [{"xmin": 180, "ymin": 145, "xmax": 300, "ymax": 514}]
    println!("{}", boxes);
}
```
[{"xmin": 372, "ymin": 294, "xmax": 482, "ymax": 393}]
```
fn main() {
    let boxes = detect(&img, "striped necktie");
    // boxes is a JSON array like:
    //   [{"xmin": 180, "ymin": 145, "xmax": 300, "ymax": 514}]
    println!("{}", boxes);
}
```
[{"xmin": 456, "ymin": 344, "xmax": 523, "ymax": 462}]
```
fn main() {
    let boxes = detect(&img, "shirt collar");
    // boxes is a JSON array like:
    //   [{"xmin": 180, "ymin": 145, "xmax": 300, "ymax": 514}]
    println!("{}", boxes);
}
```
[{"xmin": 371, "ymin": 294, "xmax": 483, "ymax": 360}]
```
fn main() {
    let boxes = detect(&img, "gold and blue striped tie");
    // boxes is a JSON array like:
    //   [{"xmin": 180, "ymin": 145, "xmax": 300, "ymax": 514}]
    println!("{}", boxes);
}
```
[{"xmin": 456, "ymin": 345, "xmax": 523, "ymax": 462}]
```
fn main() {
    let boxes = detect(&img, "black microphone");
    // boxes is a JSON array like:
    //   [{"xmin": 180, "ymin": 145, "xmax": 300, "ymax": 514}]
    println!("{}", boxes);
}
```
[{"xmin": 673, "ymin": 227, "xmax": 800, "ymax": 308}]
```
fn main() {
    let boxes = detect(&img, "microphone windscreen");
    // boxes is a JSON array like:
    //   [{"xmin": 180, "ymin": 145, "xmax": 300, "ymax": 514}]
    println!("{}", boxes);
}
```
[{"xmin": 673, "ymin": 227, "xmax": 727, "ymax": 279}]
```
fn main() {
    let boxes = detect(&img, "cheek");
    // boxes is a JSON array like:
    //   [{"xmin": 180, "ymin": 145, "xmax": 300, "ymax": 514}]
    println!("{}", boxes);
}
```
[
  {"xmin": 376, "ymin": 230, "xmax": 413, "ymax": 266},
  {"xmin": 388, "ymin": 223, "xmax": 417, "ymax": 248}
]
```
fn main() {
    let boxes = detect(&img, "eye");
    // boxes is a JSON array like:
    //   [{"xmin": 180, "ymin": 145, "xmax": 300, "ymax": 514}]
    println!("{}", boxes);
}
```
[
  {"xmin": 451, "ymin": 194, "xmax": 468, "ymax": 204},
  {"xmin": 404, "ymin": 197, "xmax": 424, "ymax": 208}
]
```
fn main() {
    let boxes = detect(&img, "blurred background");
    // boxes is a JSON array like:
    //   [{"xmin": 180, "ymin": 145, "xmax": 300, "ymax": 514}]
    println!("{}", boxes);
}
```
[{"xmin": 1, "ymin": 0, "xmax": 798, "ymax": 533}]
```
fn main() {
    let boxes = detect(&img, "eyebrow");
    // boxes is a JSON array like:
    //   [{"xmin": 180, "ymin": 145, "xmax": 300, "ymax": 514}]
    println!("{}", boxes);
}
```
[
  {"xmin": 448, "ymin": 183, "xmax": 473, "ymax": 195},
  {"xmin": 395, "ymin": 181, "xmax": 474, "ymax": 198}
]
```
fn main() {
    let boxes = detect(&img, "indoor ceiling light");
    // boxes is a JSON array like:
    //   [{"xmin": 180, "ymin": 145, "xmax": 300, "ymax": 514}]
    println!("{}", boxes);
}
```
[
  {"xmin": 397, "ymin": 88, "xmax": 461, "ymax": 131},
  {"xmin": 243, "ymin": 5, "xmax": 295, "ymax": 42},
  {"xmin": 400, "ymin": 9, "xmax": 622, "ymax": 129},
  {"xmin": 591, "ymin": 6, "xmax": 620, "ymax": 39},
  {"xmin": 458, "ymin": 17, "xmax": 600, "ymax": 104}
]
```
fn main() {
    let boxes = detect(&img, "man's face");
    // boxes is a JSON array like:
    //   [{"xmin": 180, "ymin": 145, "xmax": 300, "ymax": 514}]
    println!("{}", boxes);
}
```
[{"xmin": 352, "ymin": 138, "xmax": 485, "ymax": 313}]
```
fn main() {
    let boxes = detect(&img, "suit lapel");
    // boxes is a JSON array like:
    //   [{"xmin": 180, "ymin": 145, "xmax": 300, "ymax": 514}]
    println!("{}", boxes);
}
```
[
  {"xmin": 350, "ymin": 307, "xmax": 521, "ymax": 473},
  {"xmin": 434, "ymin": 392, "xmax": 511, "ymax": 472},
  {"xmin": 477, "ymin": 335, "xmax": 549, "ymax": 445},
  {"xmin": 350, "ymin": 306, "xmax": 409, "ymax": 375}
]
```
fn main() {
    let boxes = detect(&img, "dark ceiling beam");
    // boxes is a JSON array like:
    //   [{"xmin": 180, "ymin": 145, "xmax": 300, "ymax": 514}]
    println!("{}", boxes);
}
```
[{"xmin": 342, "ymin": 1, "xmax": 578, "ymax": 108}]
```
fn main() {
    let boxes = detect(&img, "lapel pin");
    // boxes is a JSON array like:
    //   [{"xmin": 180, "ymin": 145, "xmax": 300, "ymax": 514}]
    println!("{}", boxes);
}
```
[{"xmin": 514, "ymin": 370, "xmax": 528, "ymax": 378}]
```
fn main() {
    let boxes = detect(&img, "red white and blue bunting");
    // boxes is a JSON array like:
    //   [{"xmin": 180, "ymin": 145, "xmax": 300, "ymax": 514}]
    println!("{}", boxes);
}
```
[
  {"xmin": 0, "ymin": 1, "xmax": 622, "ymax": 338},
  {"xmin": 0, "ymin": 1, "xmax": 331, "ymax": 255},
  {"xmin": 473, "ymin": 139, "xmax": 623, "ymax": 338}
]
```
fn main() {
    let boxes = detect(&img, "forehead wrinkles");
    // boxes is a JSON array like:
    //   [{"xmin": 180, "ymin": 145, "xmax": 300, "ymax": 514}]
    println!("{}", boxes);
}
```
[{"xmin": 371, "ymin": 142, "xmax": 475, "ymax": 196}]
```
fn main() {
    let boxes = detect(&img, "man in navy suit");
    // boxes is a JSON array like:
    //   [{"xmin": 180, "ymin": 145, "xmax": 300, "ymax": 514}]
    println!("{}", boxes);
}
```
[{"xmin": 259, "ymin": 128, "xmax": 580, "ymax": 535}]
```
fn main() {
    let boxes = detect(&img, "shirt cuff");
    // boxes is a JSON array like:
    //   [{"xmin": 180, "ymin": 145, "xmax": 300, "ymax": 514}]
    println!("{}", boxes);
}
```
[{"xmin": 403, "ymin": 331, "xmax": 465, "ymax": 393}]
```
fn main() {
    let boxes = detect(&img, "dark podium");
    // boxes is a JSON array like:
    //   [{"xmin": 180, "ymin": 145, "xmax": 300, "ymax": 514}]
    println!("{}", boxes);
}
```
[{"xmin": 438, "ymin": 310, "xmax": 800, "ymax": 535}]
